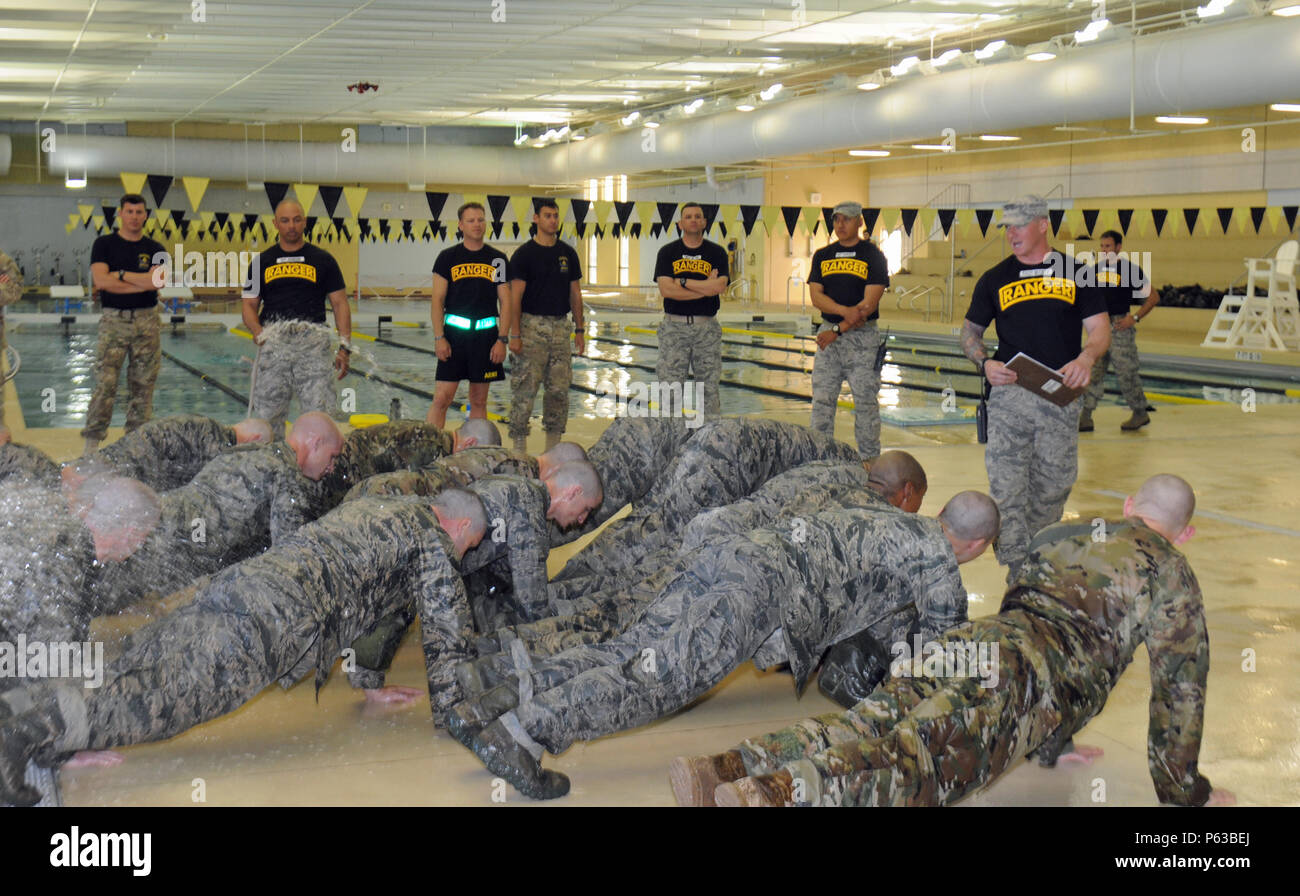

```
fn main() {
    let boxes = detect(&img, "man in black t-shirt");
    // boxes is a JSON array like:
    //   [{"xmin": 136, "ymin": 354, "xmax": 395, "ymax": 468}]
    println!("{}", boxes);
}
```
[
  {"xmin": 241, "ymin": 199, "xmax": 352, "ymax": 438},
  {"xmin": 506, "ymin": 198, "xmax": 584, "ymax": 452},
  {"xmin": 1080, "ymin": 231, "xmax": 1158, "ymax": 432},
  {"xmin": 961, "ymin": 195, "xmax": 1110, "ymax": 581},
  {"xmin": 653, "ymin": 202, "xmax": 730, "ymax": 420},
  {"xmin": 427, "ymin": 202, "xmax": 510, "ymax": 429},
  {"xmin": 81, "ymin": 193, "xmax": 167, "ymax": 454},
  {"xmin": 808, "ymin": 200, "xmax": 891, "ymax": 460}
]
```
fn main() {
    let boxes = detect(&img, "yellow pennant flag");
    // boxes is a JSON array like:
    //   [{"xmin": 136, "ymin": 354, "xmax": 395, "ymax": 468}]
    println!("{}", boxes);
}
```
[
  {"xmin": 918, "ymin": 208, "xmax": 938, "ymax": 238},
  {"xmin": 200, "ymin": 210, "xmax": 216, "ymax": 231},
  {"xmin": 801, "ymin": 206, "xmax": 821, "ymax": 236},
  {"xmin": 120, "ymin": 172, "xmax": 147, "ymax": 196},
  {"xmin": 77, "ymin": 203, "xmax": 93, "ymax": 223},
  {"xmin": 343, "ymin": 186, "xmax": 368, "ymax": 218},
  {"xmin": 592, "ymin": 200, "xmax": 614, "ymax": 225},
  {"xmin": 92, "ymin": 215, "xmax": 105, "ymax": 232},
  {"xmin": 718, "ymin": 204, "xmax": 740, "ymax": 227},
  {"xmin": 879, "ymin": 208, "xmax": 900, "ymax": 233},
  {"xmin": 760, "ymin": 205, "xmax": 782, "ymax": 237},
  {"xmin": 635, "ymin": 201, "xmax": 657, "ymax": 229},
  {"xmin": 293, "ymin": 183, "xmax": 319, "ymax": 215},
  {"xmin": 1266, "ymin": 206, "xmax": 1283, "ymax": 235},
  {"xmin": 956, "ymin": 209, "xmax": 976, "ymax": 240},
  {"xmin": 1235, "ymin": 206, "xmax": 1249, "ymax": 235},
  {"xmin": 66, "ymin": 213, "xmax": 80, "ymax": 233},
  {"xmin": 510, "ymin": 195, "xmax": 533, "ymax": 227},
  {"xmin": 554, "ymin": 197, "xmax": 571, "ymax": 226},
  {"xmin": 182, "ymin": 176, "xmax": 210, "ymax": 212}
]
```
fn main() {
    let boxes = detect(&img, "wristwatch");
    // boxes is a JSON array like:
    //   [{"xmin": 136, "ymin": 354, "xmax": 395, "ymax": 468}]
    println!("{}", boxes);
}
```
[
  {"xmin": 679, "ymin": 276, "xmax": 688, "ymax": 287},
  {"xmin": 831, "ymin": 324, "xmax": 841, "ymax": 334},
  {"xmin": 338, "ymin": 341, "xmax": 352, "ymax": 354},
  {"xmin": 497, "ymin": 336, "xmax": 509, "ymax": 345},
  {"xmin": 117, "ymin": 270, "xmax": 126, "ymax": 281}
]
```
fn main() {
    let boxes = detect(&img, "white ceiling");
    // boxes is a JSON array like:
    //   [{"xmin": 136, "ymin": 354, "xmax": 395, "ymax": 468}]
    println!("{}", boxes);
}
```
[{"xmin": 1, "ymin": 0, "xmax": 1113, "ymax": 129}]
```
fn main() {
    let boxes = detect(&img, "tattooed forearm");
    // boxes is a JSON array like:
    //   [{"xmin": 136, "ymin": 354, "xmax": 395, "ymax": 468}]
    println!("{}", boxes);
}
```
[{"xmin": 960, "ymin": 320, "xmax": 988, "ymax": 369}]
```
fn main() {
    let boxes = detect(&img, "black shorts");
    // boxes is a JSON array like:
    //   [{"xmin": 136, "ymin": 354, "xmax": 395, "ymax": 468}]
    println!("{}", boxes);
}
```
[{"xmin": 436, "ymin": 326, "xmax": 504, "ymax": 384}]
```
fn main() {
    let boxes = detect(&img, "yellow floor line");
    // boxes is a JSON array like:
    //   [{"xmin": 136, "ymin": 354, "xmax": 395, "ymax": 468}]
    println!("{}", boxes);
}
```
[{"xmin": 1145, "ymin": 391, "xmax": 1217, "ymax": 405}]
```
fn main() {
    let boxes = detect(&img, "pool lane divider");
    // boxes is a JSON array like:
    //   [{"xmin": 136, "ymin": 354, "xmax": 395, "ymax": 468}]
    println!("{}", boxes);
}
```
[{"xmin": 161, "ymin": 350, "xmax": 249, "ymax": 406}]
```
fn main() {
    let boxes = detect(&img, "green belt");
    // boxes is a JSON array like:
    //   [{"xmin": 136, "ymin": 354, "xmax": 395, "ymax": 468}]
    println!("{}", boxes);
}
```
[{"xmin": 444, "ymin": 314, "xmax": 499, "ymax": 331}]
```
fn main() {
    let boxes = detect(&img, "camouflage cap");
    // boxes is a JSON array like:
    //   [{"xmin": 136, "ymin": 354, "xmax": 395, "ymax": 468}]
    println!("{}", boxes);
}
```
[
  {"xmin": 833, "ymin": 201, "xmax": 864, "ymax": 219},
  {"xmin": 998, "ymin": 195, "xmax": 1049, "ymax": 228}
]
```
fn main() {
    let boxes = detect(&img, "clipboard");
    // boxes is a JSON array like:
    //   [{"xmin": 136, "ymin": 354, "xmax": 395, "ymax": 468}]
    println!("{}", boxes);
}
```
[{"xmin": 1005, "ymin": 352, "xmax": 1085, "ymax": 406}]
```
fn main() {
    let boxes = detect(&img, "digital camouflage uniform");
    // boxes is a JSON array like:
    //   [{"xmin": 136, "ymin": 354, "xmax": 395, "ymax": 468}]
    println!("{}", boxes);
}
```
[
  {"xmin": 727, "ymin": 518, "xmax": 1213, "ymax": 807},
  {"xmin": 655, "ymin": 317, "xmax": 722, "ymax": 420},
  {"xmin": 811, "ymin": 322, "xmax": 881, "ymax": 461},
  {"xmin": 248, "ymin": 322, "xmax": 336, "ymax": 437},
  {"xmin": 1084, "ymin": 319, "xmax": 1146, "ymax": 413},
  {"xmin": 553, "ymin": 418, "xmax": 858, "ymax": 583},
  {"xmin": 486, "ymin": 508, "xmax": 966, "ymax": 759},
  {"xmin": 0, "ymin": 497, "xmax": 476, "ymax": 785},
  {"xmin": 985, "ymin": 384, "xmax": 1080, "ymax": 577},
  {"xmin": 95, "ymin": 414, "xmax": 236, "ymax": 491},
  {"xmin": 81, "ymin": 308, "xmax": 162, "ymax": 442},
  {"xmin": 509, "ymin": 314, "xmax": 573, "ymax": 442},
  {"xmin": 0, "ymin": 249, "xmax": 21, "ymax": 426},
  {"xmin": 0, "ymin": 443, "xmax": 60, "ymax": 489}
]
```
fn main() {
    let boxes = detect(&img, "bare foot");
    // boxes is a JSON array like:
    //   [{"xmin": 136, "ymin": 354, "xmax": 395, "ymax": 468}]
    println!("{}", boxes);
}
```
[
  {"xmin": 363, "ymin": 686, "xmax": 423, "ymax": 705},
  {"xmin": 1207, "ymin": 788, "xmax": 1236, "ymax": 806},
  {"xmin": 1057, "ymin": 744, "xmax": 1105, "ymax": 765},
  {"xmin": 64, "ymin": 750, "xmax": 124, "ymax": 769}
]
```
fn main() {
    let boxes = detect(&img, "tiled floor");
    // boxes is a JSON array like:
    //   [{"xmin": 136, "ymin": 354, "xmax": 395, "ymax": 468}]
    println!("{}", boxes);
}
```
[{"xmin": 6, "ymin": 324, "xmax": 1297, "ymax": 807}]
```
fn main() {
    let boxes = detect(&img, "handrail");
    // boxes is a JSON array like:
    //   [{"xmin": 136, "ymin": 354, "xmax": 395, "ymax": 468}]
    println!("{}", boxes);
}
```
[
  {"xmin": 900, "ymin": 183, "xmax": 971, "ymax": 267},
  {"xmin": 1226, "ymin": 234, "xmax": 1300, "ymax": 293}
]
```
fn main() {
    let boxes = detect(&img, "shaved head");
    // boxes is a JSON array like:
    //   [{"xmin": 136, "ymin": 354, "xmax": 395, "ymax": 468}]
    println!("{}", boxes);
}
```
[
  {"xmin": 233, "ymin": 418, "xmax": 272, "ymax": 444},
  {"xmin": 457, "ymin": 418, "xmax": 502, "ymax": 448},
  {"xmin": 538, "ymin": 441, "xmax": 588, "ymax": 479},
  {"xmin": 432, "ymin": 487, "xmax": 488, "ymax": 542},
  {"xmin": 867, "ymin": 451, "xmax": 927, "ymax": 505},
  {"xmin": 82, "ymin": 476, "xmax": 161, "ymax": 562},
  {"xmin": 287, "ymin": 412, "xmax": 343, "ymax": 479},
  {"xmin": 938, "ymin": 490, "xmax": 1001, "ymax": 543},
  {"xmin": 1133, "ymin": 474, "xmax": 1196, "ymax": 535},
  {"xmin": 274, "ymin": 199, "xmax": 304, "ymax": 218}
]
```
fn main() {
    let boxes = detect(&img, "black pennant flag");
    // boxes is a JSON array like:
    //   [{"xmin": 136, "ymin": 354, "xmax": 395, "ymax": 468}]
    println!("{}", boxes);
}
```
[
  {"xmin": 1048, "ymin": 209, "xmax": 1065, "ymax": 236},
  {"xmin": 214, "ymin": 211, "xmax": 229, "ymax": 230},
  {"xmin": 1151, "ymin": 208, "xmax": 1168, "ymax": 236},
  {"xmin": 264, "ymin": 182, "xmax": 290, "ymax": 212},
  {"xmin": 613, "ymin": 201, "xmax": 634, "ymax": 229},
  {"xmin": 1117, "ymin": 209, "xmax": 1134, "ymax": 235},
  {"xmin": 739, "ymin": 205, "xmax": 760, "ymax": 236},
  {"xmin": 1250, "ymin": 207, "xmax": 1267, "ymax": 234},
  {"xmin": 649, "ymin": 223, "xmax": 662, "ymax": 238},
  {"xmin": 169, "ymin": 209, "xmax": 187, "ymax": 227},
  {"xmin": 699, "ymin": 203, "xmax": 719, "ymax": 232},
  {"xmin": 425, "ymin": 191, "xmax": 449, "ymax": 220},
  {"xmin": 821, "ymin": 207, "xmax": 836, "ymax": 235},
  {"xmin": 975, "ymin": 209, "xmax": 995, "ymax": 236},
  {"xmin": 378, "ymin": 220, "xmax": 391, "ymax": 241},
  {"xmin": 656, "ymin": 201, "xmax": 678, "ymax": 227},
  {"xmin": 1283, "ymin": 206, "xmax": 1299, "ymax": 234},
  {"xmin": 491, "ymin": 221, "xmax": 504, "ymax": 239},
  {"xmin": 937, "ymin": 209, "xmax": 956, "ymax": 237},
  {"xmin": 571, "ymin": 199, "xmax": 590, "ymax": 230},
  {"xmin": 781, "ymin": 206, "xmax": 801, "ymax": 238},
  {"xmin": 486, "ymin": 194, "xmax": 510, "ymax": 223},
  {"xmin": 402, "ymin": 219, "xmax": 413, "ymax": 241},
  {"xmin": 900, "ymin": 208, "xmax": 918, "ymax": 236},
  {"xmin": 863, "ymin": 207, "xmax": 881, "ymax": 235},
  {"xmin": 146, "ymin": 174, "xmax": 173, "ymax": 208},
  {"xmin": 1183, "ymin": 207, "xmax": 1200, "ymax": 235},
  {"xmin": 1217, "ymin": 208, "xmax": 1234, "ymax": 234},
  {"xmin": 305, "ymin": 216, "xmax": 318, "ymax": 239},
  {"xmin": 630, "ymin": 223, "xmax": 642, "ymax": 238},
  {"xmin": 319, "ymin": 186, "xmax": 344, "ymax": 218},
  {"xmin": 1081, "ymin": 209, "xmax": 1099, "ymax": 236},
  {"xmin": 102, "ymin": 206, "xmax": 117, "ymax": 230}
]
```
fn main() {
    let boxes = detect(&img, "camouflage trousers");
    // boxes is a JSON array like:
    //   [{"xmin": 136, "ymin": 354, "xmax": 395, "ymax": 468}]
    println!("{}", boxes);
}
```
[
  {"xmin": 735, "ymin": 610, "xmax": 1096, "ymax": 806},
  {"xmin": 985, "ymin": 385, "xmax": 1080, "ymax": 577},
  {"xmin": 81, "ymin": 308, "xmax": 161, "ymax": 441},
  {"xmin": 0, "ymin": 308, "xmax": 7, "ymax": 424},
  {"xmin": 811, "ymin": 322, "xmax": 880, "ymax": 461},
  {"xmin": 512, "ymin": 541, "xmax": 787, "ymax": 753},
  {"xmin": 1084, "ymin": 317, "xmax": 1146, "ymax": 412},
  {"xmin": 508, "ymin": 314, "xmax": 572, "ymax": 441},
  {"xmin": 249, "ymin": 324, "xmax": 336, "ymax": 437},
  {"xmin": 656, "ymin": 316, "xmax": 721, "ymax": 419}
]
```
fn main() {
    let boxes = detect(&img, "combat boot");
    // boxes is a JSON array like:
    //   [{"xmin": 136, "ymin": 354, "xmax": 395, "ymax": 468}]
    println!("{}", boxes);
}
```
[
  {"xmin": 1120, "ymin": 409, "xmax": 1150, "ymax": 431},
  {"xmin": 0, "ymin": 708, "xmax": 66, "ymax": 807},
  {"xmin": 455, "ymin": 653, "xmax": 515, "ymax": 702},
  {"xmin": 1077, "ymin": 410, "xmax": 1094, "ymax": 432},
  {"xmin": 669, "ymin": 750, "xmax": 748, "ymax": 807},
  {"xmin": 446, "ymin": 682, "xmax": 520, "ymax": 749},
  {"xmin": 713, "ymin": 769, "xmax": 797, "ymax": 807},
  {"xmin": 471, "ymin": 718, "xmax": 570, "ymax": 800}
]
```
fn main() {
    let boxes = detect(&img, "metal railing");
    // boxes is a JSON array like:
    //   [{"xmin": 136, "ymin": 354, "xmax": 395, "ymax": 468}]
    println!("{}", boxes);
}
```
[
  {"xmin": 1225, "ymin": 232, "xmax": 1300, "ymax": 294},
  {"xmin": 901, "ymin": 183, "xmax": 972, "ymax": 269},
  {"xmin": 892, "ymin": 284, "xmax": 946, "ymax": 322}
]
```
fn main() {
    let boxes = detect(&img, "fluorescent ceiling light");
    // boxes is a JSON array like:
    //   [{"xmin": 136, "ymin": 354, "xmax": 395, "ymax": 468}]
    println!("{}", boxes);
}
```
[
  {"xmin": 736, "ymin": 101, "xmax": 756, "ymax": 112},
  {"xmin": 759, "ymin": 83, "xmax": 783, "ymax": 101},
  {"xmin": 857, "ymin": 78, "xmax": 881, "ymax": 91},
  {"xmin": 911, "ymin": 143, "xmax": 952, "ymax": 151},
  {"xmin": 64, "ymin": 173, "xmax": 87, "ymax": 189},
  {"xmin": 683, "ymin": 98, "xmax": 704, "ymax": 113},
  {"xmin": 1155, "ymin": 115, "xmax": 1208, "ymax": 124},
  {"xmin": 643, "ymin": 120, "xmax": 660, "ymax": 129},
  {"xmin": 619, "ymin": 111, "xmax": 641, "ymax": 126},
  {"xmin": 1272, "ymin": 3, "xmax": 1300, "ymax": 15},
  {"xmin": 974, "ymin": 39, "xmax": 1006, "ymax": 60},
  {"xmin": 890, "ymin": 56, "xmax": 921, "ymax": 77},
  {"xmin": 979, "ymin": 134, "xmax": 1020, "ymax": 141},
  {"xmin": 1270, "ymin": 103, "xmax": 1300, "ymax": 112},
  {"xmin": 848, "ymin": 149, "xmax": 891, "ymax": 157},
  {"xmin": 932, "ymin": 49, "xmax": 961, "ymax": 67},
  {"xmin": 1197, "ymin": 0, "xmax": 1232, "ymax": 16},
  {"xmin": 571, "ymin": 133, "xmax": 586, "ymax": 141},
  {"xmin": 1074, "ymin": 19, "xmax": 1110, "ymax": 42},
  {"xmin": 1026, "ymin": 43, "xmax": 1056, "ymax": 61}
]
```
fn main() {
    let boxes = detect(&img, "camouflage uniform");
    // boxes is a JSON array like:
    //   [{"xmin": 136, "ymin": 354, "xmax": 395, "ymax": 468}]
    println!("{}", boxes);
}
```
[
  {"xmin": 985, "ymin": 385, "xmax": 1080, "ymax": 577},
  {"xmin": 728, "ymin": 518, "xmax": 1214, "ymax": 807},
  {"xmin": 95, "ymin": 414, "xmax": 236, "ymax": 491},
  {"xmin": 811, "ymin": 322, "xmax": 881, "ymax": 461},
  {"xmin": 0, "ymin": 443, "xmax": 60, "ymax": 489},
  {"xmin": 324, "ymin": 420, "xmax": 454, "ymax": 499},
  {"xmin": 1084, "ymin": 319, "xmax": 1146, "ymax": 413},
  {"xmin": 81, "ymin": 307, "xmax": 162, "ymax": 442},
  {"xmin": 509, "ymin": 314, "xmax": 573, "ymax": 442},
  {"xmin": 553, "ymin": 418, "xmax": 858, "ymax": 582},
  {"xmin": 656, "ymin": 317, "xmax": 722, "ymax": 419},
  {"xmin": 1, "ymin": 497, "xmax": 475, "ymax": 769},
  {"xmin": 460, "ymin": 476, "xmax": 554, "ymax": 625},
  {"xmin": 496, "ymin": 508, "xmax": 965, "ymax": 755},
  {"xmin": 248, "ymin": 323, "xmax": 336, "ymax": 437},
  {"xmin": 0, "ymin": 249, "xmax": 22, "ymax": 426}
]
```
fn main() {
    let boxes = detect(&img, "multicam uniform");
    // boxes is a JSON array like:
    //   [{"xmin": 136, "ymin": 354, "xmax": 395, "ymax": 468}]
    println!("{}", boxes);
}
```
[
  {"xmin": 966, "ymin": 251, "xmax": 1107, "ymax": 577},
  {"xmin": 95, "ymin": 414, "xmax": 236, "ymax": 491},
  {"xmin": 1083, "ymin": 255, "xmax": 1151, "ymax": 415},
  {"xmin": 726, "ymin": 518, "xmax": 1214, "ymax": 807},
  {"xmin": 479, "ymin": 508, "xmax": 966, "ymax": 763},
  {"xmin": 808, "ymin": 238, "xmax": 890, "ymax": 460},
  {"xmin": 0, "ymin": 497, "xmax": 476, "ymax": 795},
  {"xmin": 325, "ymin": 420, "xmax": 455, "ymax": 498},
  {"xmin": 82, "ymin": 231, "xmax": 166, "ymax": 441},
  {"xmin": 507, "ymin": 237, "xmax": 582, "ymax": 444}
]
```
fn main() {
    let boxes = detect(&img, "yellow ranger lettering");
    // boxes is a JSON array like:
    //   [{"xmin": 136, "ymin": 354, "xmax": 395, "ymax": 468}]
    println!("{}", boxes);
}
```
[
  {"xmin": 451, "ymin": 262, "xmax": 499, "ymax": 282},
  {"xmin": 671, "ymin": 258, "xmax": 713, "ymax": 276},
  {"xmin": 820, "ymin": 258, "xmax": 869, "ymax": 278},
  {"xmin": 264, "ymin": 262, "xmax": 317, "ymax": 283},
  {"xmin": 1097, "ymin": 270, "xmax": 1122, "ymax": 287},
  {"xmin": 997, "ymin": 276, "xmax": 1076, "ymax": 311}
]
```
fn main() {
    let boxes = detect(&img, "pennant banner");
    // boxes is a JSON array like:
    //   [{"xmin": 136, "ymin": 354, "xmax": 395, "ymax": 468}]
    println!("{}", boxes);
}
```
[
  {"xmin": 182, "ymin": 176, "xmax": 209, "ymax": 212},
  {"xmin": 120, "ymin": 172, "xmax": 147, "ymax": 197},
  {"xmin": 319, "ymin": 185, "xmax": 344, "ymax": 218}
]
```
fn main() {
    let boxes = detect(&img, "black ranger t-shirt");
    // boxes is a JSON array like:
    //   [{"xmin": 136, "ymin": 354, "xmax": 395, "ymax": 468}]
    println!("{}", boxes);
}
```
[
  {"xmin": 965, "ymin": 251, "xmax": 1109, "ymax": 372},
  {"xmin": 654, "ymin": 238, "xmax": 730, "ymax": 317},
  {"xmin": 808, "ymin": 239, "xmax": 891, "ymax": 324},
  {"xmin": 91, "ymin": 232, "xmax": 166, "ymax": 310},
  {"xmin": 1092, "ymin": 256, "xmax": 1150, "ymax": 317},
  {"xmin": 509, "ymin": 239, "xmax": 582, "ymax": 317},
  {"xmin": 433, "ymin": 243, "xmax": 508, "ymax": 320},
  {"xmin": 246, "ymin": 242, "xmax": 346, "ymax": 324}
]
